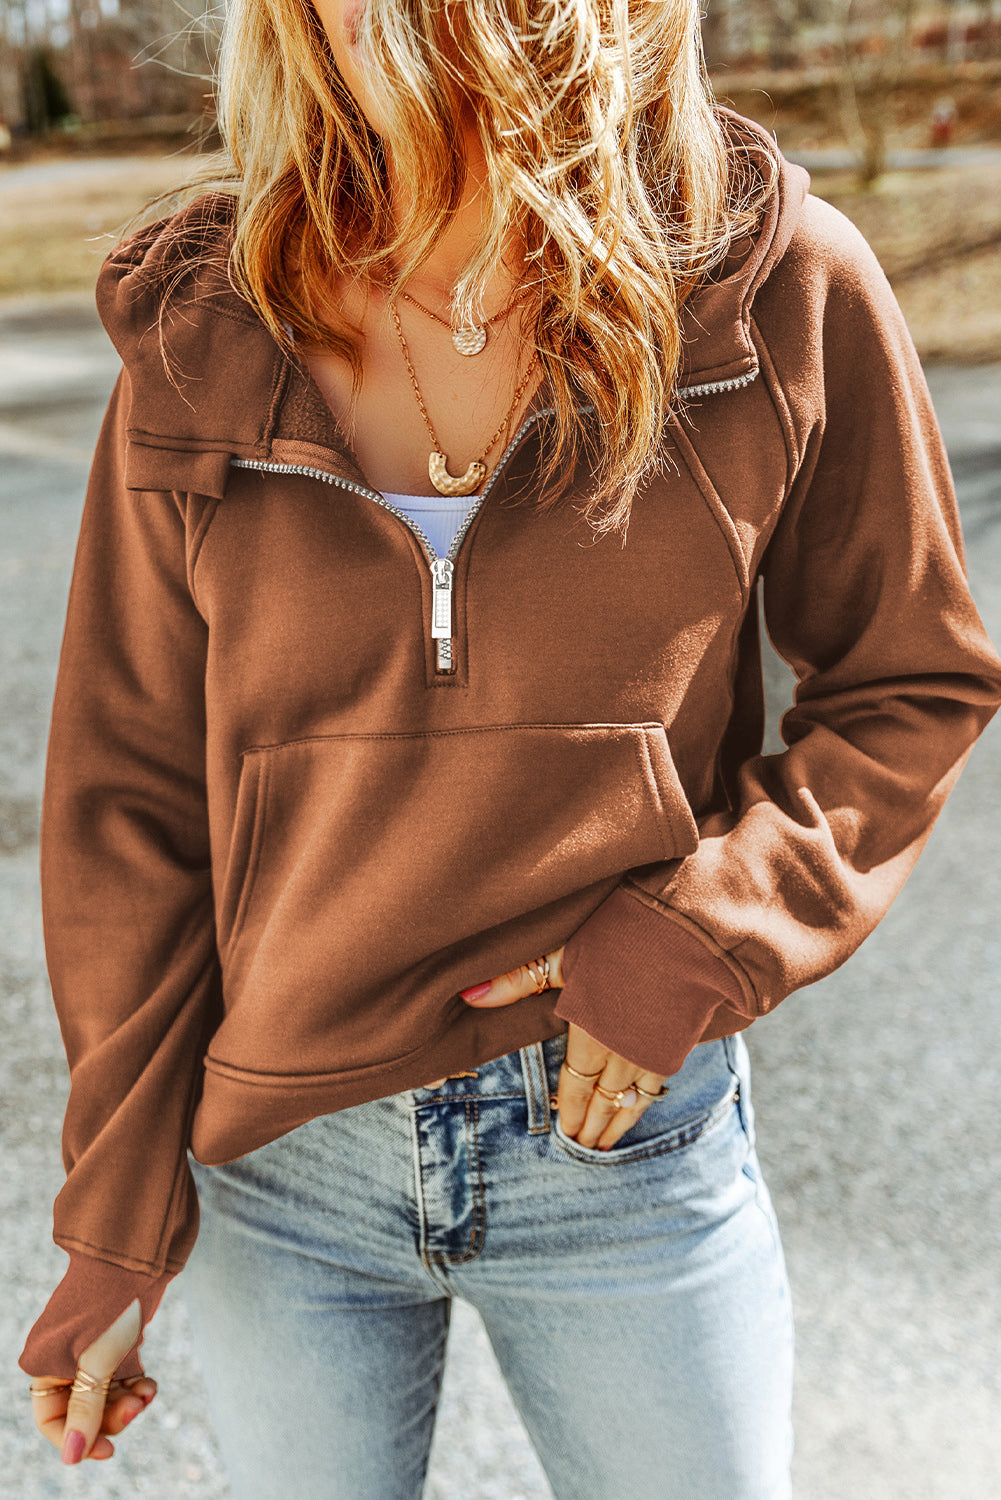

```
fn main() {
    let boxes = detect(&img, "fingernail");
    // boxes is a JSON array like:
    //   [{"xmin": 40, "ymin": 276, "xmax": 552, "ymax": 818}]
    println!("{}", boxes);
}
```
[
  {"xmin": 62, "ymin": 1429, "xmax": 86, "ymax": 1465},
  {"xmin": 121, "ymin": 1402, "xmax": 143, "ymax": 1426},
  {"xmin": 460, "ymin": 981, "xmax": 492, "ymax": 1000}
]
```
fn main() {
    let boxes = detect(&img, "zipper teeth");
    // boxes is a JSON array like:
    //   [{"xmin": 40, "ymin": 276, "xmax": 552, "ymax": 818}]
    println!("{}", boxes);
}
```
[
  {"xmin": 232, "ymin": 406, "xmax": 571, "ymax": 566},
  {"xmin": 434, "ymin": 372, "xmax": 758, "ymax": 555},
  {"xmin": 677, "ymin": 367, "xmax": 759, "ymax": 399},
  {"xmin": 231, "ymin": 459, "xmax": 442, "ymax": 564},
  {"xmin": 444, "ymin": 405, "xmax": 563, "ymax": 562},
  {"xmin": 231, "ymin": 371, "xmax": 755, "ymax": 553}
]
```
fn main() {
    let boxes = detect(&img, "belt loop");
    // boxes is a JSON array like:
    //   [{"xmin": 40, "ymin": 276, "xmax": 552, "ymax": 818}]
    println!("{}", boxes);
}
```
[{"xmin": 520, "ymin": 1043, "xmax": 551, "ymax": 1134}]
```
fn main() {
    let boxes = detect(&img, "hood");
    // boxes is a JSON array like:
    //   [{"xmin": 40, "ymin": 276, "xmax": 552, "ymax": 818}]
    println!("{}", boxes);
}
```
[
  {"xmin": 96, "ymin": 109, "xmax": 810, "ymax": 496},
  {"xmin": 678, "ymin": 109, "xmax": 810, "ymax": 389}
]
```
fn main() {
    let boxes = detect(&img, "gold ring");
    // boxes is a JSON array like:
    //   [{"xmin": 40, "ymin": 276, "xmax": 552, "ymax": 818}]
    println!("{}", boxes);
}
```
[
  {"xmin": 562, "ymin": 1060, "xmax": 603, "ymax": 1082},
  {"xmin": 593, "ymin": 1082, "xmax": 641, "ymax": 1109},
  {"xmin": 633, "ymin": 1082, "xmax": 670, "ymax": 1099},
  {"xmin": 28, "ymin": 1380, "xmax": 73, "ymax": 1398},
  {"xmin": 70, "ymin": 1367, "xmax": 113, "ymax": 1398},
  {"xmin": 525, "ymin": 955, "xmax": 551, "ymax": 993}
]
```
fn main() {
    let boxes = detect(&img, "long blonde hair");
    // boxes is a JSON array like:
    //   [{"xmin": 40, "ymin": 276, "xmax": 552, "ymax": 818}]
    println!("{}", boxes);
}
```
[{"xmin": 160, "ymin": 0, "xmax": 772, "ymax": 537}]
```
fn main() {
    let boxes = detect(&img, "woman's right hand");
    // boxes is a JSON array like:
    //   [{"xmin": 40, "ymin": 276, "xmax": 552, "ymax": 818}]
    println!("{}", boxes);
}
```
[{"xmin": 30, "ymin": 1299, "xmax": 157, "ymax": 1464}]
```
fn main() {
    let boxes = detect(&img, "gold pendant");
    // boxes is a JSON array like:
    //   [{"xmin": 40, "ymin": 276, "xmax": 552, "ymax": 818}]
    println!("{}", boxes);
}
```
[
  {"xmin": 429, "ymin": 451, "xmax": 487, "ymax": 497},
  {"xmin": 452, "ymin": 325, "xmax": 487, "ymax": 356}
]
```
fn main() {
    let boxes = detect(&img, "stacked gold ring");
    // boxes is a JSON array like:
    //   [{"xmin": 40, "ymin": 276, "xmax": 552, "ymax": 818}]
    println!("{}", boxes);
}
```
[
  {"xmin": 525, "ymin": 955, "xmax": 551, "ymax": 993},
  {"xmin": 594, "ymin": 1082, "xmax": 640, "ymax": 1109},
  {"xmin": 70, "ymin": 1368, "xmax": 112, "ymax": 1398},
  {"xmin": 28, "ymin": 1366, "xmax": 116, "ymax": 1400},
  {"xmin": 560, "ymin": 1061, "xmax": 671, "ymax": 1105}
]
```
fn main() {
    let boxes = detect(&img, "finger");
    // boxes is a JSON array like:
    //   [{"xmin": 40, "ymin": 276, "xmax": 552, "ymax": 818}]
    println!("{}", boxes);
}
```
[
  {"xmin": 460, "ymin": 947, "xmax": 564, "ymax": 1007},
  {"xmin": 60, "ymin": 1375, "xmax": 114, "ymax": 1464},
  {"xmin": 30, "ymin": 1384, "xmax": 72, "ymax": 1443},
  {"xmin": 575, "ymin": 1086, "xmax": 639, "ymax": 1149},
  {"xmin": 557, "ymin": 1026, "xmax": 611, "ymax": 1134},
  {"xmin": 101, "ymin": 1383, "xmax": 152, "ymax": 1436},
  {"xmin": 59, "ymin": 1299, "xmax": 143, "ymax": 1464},
  {"xmin": 33, "ymin": 1375, "xmax": 154, "ymax": 1458},
  {"xmin": 592, "ymin": 1074, "xmax": 665, "ymax": 1151},
  {"xmin": 575, "ymin": 1062, "xmax": 665, "ymax": 1151},
  {"xmin": 36, "ymin": 1403, "xmax": 116, "ymax": 1462},
  {"xmin": 112, "ymin": 1374, "xmax": 157, "ymax": 1407}
]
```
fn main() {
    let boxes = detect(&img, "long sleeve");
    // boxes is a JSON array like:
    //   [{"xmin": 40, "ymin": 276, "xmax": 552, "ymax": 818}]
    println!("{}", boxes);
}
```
[
  {"xmin": 554, "ymin": 207, "xmax": 1001, "ymax": 1077},
  {"xmin": 19, "ymin": 370, "xmax": 221, "ymax": 1378}
]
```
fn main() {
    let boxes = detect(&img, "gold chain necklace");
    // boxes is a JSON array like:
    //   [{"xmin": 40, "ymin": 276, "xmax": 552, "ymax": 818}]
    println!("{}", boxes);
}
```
[
  {"xmin": 389, "ymin": 298, "xmax": 540, "ymax": 497},
  {"xmin": 398, "ymin": 284, "xmax": 532, "ymax": 357}
]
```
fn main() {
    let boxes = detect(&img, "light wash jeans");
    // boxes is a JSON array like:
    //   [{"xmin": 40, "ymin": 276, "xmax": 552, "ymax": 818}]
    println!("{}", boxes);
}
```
[{"xmin": 181, "ymin": 1028, "xmax": 795, "ymax": 1499}]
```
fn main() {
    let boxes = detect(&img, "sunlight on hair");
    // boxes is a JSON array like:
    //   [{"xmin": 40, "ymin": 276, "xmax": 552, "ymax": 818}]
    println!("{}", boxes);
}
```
[{"xmin": 130, "ymin": 0, "xmax": 774, "ymax": 538}]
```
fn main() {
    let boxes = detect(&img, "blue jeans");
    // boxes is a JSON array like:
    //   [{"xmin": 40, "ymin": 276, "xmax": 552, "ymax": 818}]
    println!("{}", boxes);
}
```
[{"xmin": 181, "ymin": 1029, "xmax": 795, "ymax": 1499}]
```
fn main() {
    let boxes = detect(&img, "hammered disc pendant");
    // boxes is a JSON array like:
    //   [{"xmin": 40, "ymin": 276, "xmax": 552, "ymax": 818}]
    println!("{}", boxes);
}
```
[
  {"xmin": 429, "ymin": 451, "xmax": 487, "ymax": 497},
  {"xmin": 452, "ymin": 324, "xmax": 487, "ymax": 356}
]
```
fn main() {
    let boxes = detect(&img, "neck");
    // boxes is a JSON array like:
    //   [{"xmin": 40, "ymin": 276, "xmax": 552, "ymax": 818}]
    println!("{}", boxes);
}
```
[{"xmin": 386, "ymin": 116, "xmax": 525, "ymax": 304}]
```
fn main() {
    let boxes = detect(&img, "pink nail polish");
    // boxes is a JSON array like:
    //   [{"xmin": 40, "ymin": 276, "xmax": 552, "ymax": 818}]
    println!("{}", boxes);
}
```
[
  {"xmin": 460, "ymin": 981, "xmax": 492, "ymax": 1000},
  {"xmin": 62, "ymin": 1429, "xmax": 86, "ymax": 1465}
]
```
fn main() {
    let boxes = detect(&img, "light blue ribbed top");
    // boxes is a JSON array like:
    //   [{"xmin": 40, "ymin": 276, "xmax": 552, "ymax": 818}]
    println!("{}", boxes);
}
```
[{"xmin": 382, "ymin": 491, "xmax": 472, "ymax": 559}]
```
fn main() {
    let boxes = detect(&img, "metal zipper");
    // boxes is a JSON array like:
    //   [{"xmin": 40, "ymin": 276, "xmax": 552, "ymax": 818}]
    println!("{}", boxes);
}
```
[
  {"xmin": 231, "ymin": 456, "xmax": 454, "ymax": 667},
  {"xmin": 677, "ymin": 367, "xmax": 759, "ymax": 399},
  {"xmin": 231, "ymin": 367, "xmax": 755, "ymax": 674},
  {"xmin": 233, "ymin": 405, "xmax": 564, "ymax": 674}
]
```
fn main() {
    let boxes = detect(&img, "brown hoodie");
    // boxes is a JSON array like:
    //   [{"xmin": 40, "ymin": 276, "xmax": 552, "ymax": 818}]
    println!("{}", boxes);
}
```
[{"xmin": 20, "ymin": 113, "xmax": 1001, "ymax": 1379}]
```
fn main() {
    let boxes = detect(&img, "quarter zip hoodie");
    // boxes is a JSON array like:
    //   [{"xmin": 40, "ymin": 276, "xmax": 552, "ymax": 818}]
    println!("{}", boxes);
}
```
[{"xmin": 20, "ymin": 111, "xmax": 1001, "ymax": 1379}]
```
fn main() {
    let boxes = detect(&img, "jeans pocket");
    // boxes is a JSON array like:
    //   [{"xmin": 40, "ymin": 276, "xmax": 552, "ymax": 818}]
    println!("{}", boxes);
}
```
[{"xmin": 550, "ymin": 1081, "xmax": 739, "ymax": 1165}]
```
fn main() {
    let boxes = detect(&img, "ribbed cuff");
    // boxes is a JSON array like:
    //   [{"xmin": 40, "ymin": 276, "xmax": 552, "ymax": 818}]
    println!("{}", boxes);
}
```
[
  {"xmin": 18, "ymin": 1251, "xmax": 174, "ymax": 1380},
  {"xmin": 553, "ymin": 883, "xmax": 753, "ymax": 1077}
]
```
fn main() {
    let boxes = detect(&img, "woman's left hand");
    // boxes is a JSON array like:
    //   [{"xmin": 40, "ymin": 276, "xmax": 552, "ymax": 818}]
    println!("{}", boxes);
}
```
[{"xmin": 460, "ymin": 950, "xmax": 666, "ymax": 1151}]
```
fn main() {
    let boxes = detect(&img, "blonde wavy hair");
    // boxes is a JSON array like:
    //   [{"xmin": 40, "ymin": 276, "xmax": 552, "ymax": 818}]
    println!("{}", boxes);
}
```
[{"xmin": 162, "ymin": 0, "xmax": 773, "ymax": 537}]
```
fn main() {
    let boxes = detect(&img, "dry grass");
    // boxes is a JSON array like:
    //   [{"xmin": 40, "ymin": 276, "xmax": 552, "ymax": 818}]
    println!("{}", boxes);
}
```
[
  {"xmin": 893, "ymin": 243, "xmax": 1001, "ymax": 363},
  {"xmin": 1, "ymin": 149, "xmax": 999, "ymax": 362},
  {"xmin": 811, "ymin": 158, "xmax": 1001, "ymax": 363},
  {"xmin": 811, "ymin": 158, "xmax": 1001, "ymax": 279},
  {"xmin": 0, "ymin": 156, "xmax": 202, "ymax": 299}
]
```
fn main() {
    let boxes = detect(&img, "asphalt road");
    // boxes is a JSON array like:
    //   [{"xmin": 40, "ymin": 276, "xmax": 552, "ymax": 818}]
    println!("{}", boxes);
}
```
[{"xmin": 1, "ymin": 294, "xmax": 999, "ymax": 1499}]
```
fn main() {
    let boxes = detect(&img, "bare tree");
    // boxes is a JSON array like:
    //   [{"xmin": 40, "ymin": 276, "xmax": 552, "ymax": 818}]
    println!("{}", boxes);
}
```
[
  {"xmin": 764, "ymin": 0, "xmax": 814, "ymax": 67},
  {"xmin": 0, "ymin": 0, "xmax": 31, "ymax": 129},
  {"xmin": 832, "ymin": 0, "xmax": 919, "ymax": 185}
]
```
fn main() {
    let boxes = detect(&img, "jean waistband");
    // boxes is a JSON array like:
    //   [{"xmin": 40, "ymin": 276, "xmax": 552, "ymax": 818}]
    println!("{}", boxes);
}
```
[{"xmin": 402, "ymin": 1032, "xmax": 568, "ymax": 1135}]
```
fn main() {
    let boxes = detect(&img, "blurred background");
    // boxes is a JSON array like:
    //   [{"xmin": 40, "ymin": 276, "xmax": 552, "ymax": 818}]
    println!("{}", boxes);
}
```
[
  {"xmin": 1, "ymin": 0, "xmax": 1000, "ymax": 348},
  {"xmin": 1, "ymin": 3, "xmax": 1000, "ymax": 1497}
]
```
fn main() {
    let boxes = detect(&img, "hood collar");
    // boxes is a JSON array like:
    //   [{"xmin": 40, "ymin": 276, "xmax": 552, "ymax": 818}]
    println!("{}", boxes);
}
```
[
  {"xmin": 99, "ymin": 111, "xmax": 809, "ymax": 496},
  {"xmin": 678, "ymin": 109, "xmax": 810, "ymax": 389}
]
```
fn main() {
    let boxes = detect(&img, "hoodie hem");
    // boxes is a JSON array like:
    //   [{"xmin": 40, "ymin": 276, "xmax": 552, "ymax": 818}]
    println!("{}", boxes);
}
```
[{"xmin": 192, "ymin": 1000, "xmax": 573, "ymax": 1164}]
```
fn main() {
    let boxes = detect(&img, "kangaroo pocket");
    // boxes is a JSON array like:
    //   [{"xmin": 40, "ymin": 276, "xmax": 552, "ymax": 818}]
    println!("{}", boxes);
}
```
[{"xmin": 207, "ymin": 721, "xmax": 698, "ymax": 1083}]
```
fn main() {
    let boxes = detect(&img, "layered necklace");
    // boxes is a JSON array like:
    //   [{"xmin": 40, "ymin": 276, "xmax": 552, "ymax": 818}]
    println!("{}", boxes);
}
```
[{"xmin": 389, "ymin": 284, "xmax": 539, "ymax": 497}]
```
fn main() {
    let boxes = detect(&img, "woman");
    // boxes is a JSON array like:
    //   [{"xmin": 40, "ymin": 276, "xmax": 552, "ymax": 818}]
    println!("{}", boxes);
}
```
[{"xmin": 19, "ymin": 0, "xmax": 1001, "ymax": 1493}]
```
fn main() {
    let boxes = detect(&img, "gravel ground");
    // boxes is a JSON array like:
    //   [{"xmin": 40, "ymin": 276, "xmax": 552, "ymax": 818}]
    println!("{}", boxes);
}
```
[{"xmin": 1, "ymin": 299, "xmax": 999, "ymax": 1498}]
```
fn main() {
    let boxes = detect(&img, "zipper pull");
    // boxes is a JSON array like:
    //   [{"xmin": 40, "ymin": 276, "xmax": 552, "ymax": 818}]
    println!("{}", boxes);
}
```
[
  {"xmin": 430, "ymin": 558, "xmax": 454, "ymax": 639},
  {"xmin": 430, "ymin": 558, "xmax": 455, "ymax": 672}
]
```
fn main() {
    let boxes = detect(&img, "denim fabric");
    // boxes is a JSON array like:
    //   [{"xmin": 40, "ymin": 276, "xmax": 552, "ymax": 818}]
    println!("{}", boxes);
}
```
[{"xmin": 181, "ymin": 1029, "xmax": 794, "ymax": 1499}]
